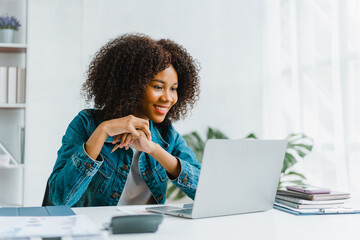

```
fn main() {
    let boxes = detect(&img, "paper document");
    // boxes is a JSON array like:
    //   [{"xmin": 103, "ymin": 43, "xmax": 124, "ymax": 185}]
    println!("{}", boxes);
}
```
[
  {"xmin": 0, "ymin": 215, "xmax": 105, "ymax": 239},
  {"xmin": 117, "ymin": 205, "xmax": 156, "ymax": 215}
]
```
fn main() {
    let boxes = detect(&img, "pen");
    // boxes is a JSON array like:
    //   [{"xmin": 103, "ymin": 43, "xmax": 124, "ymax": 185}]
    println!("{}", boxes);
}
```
[{"xmin": 111, "ymin": 143, "xmax": 120, "ymax": 153}]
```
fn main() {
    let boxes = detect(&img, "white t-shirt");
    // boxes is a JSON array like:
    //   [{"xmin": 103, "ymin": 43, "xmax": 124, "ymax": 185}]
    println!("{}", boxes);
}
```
[{"xmin": 117, "ymin": 149, "xmax": 153, "ymax": 205}]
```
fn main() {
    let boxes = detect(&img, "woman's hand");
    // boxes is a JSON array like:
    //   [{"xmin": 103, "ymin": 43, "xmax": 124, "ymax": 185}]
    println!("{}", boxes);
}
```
[
  {"xmin": 115, "ymin": 130, "xmax": 156, "ymax": 154},
  {"xmin": 105, "ymin": 115, "xmax": 151, "ymax": 141},
  {"xmin": 114, "ymin": 129, "xmax": 181, "ymax": 179},
  {"xmin": 85, "ymin": 115, "xmax": 151, "ymax": 160}
]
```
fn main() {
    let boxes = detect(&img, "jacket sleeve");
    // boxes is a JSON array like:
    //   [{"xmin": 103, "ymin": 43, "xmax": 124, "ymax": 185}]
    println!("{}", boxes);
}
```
[
  {"xmin": 169, "ymin": 132, "xmax": 201, "ymax": 200},
  {"xmin": 48, "ymin": 110, "xmax": 104, "ymax": 206}
]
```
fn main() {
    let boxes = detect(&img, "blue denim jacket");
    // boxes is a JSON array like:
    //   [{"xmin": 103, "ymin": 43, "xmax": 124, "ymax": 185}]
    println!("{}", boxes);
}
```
[{"xmin": 49, "ymin": 109, "xmax": 201, "ymax": 207}]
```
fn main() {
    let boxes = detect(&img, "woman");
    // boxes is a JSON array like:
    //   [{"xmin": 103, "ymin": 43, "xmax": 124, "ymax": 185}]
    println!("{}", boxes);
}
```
[{"xmin": 48, "ymin": 33, "xmax": 201, "ymax": 207}]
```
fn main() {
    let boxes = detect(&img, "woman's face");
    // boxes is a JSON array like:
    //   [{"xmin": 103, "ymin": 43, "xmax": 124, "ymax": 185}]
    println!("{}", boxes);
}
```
[{"xmin": 136, "ymin": 65, "xmax": 178, "ymax": 123}]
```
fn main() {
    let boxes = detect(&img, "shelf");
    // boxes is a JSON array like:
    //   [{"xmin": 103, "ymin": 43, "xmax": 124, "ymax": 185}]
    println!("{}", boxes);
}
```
[
  {"xmin": 0, "ymin": 164, "xmax": 24, "ymax": 169},
  {"xmin": 0, "ymin": 103, "xmax": 26, "ymax": 109},
  {"xmin": 0, "ymin": 43, "xmax": 27, "ymax": 53}
]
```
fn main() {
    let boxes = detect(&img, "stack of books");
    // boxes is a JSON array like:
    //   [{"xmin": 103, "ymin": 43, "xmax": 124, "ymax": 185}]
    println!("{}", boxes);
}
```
[{"xmin": 273, "ymin": 186, "xmax": 358, "ymax": 215}]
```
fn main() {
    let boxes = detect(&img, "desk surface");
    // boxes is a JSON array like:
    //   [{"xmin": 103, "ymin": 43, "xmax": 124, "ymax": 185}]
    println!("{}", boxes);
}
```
[{"xmin": 73, "ymin": 204, "xmax": 360, "ymax": 240}]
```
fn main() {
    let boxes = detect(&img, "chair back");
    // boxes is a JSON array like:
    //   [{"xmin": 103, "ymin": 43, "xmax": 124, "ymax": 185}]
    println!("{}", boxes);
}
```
[{"xmin": 42, "ymin": 179, "xmax": 54, "ymax": 206}]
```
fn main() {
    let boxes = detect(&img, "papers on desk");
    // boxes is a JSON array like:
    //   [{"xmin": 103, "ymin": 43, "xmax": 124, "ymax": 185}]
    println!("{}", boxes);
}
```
[
  {"xmin": 117, "ymin": 205, "xmax": 155, "ymax": 215},
  {"xmin": 0, "ymin": 215, "xmax": 105, "ymax": 239}
]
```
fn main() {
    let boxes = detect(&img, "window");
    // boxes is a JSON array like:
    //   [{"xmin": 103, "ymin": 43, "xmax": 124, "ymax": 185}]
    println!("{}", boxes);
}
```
[{"xmin": 264, "ymin": 0, "xmax": 360, "ymax": 194}]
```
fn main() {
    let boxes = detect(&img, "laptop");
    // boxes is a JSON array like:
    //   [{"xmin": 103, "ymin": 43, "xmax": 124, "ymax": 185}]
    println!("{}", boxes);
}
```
[{"xmin": 146, "ymin": 139, "xmax": 287, "ymax": 219}]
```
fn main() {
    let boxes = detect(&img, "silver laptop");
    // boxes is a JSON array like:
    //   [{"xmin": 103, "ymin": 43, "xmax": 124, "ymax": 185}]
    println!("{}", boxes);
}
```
[{"xmin": 146, "ymin": 139, "xmax": 287, "ymax": 219}]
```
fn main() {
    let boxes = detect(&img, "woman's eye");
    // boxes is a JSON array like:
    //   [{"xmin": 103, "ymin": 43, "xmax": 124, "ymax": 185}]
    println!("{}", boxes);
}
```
[
  {"xmin": 171, "ymin": 88, "xmax": 178, "ymax": 91},
  {"xmin": 153, "ymin": 86, "xmax": 162, "ymax": 90}
]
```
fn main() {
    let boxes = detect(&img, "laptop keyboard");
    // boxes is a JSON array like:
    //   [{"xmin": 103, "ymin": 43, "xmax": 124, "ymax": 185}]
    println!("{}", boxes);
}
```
[
  {"xmin": 149, "ymin": 206, "xmax": 183, "ymax": 212},
  {"xmin": 173, "ymin": 208, "xmax": 193, "ymax": 215}
]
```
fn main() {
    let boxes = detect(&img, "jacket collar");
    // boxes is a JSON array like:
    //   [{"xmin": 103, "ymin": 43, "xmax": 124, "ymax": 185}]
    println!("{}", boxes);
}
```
[{"xmin": 150, "ymin": 121, "xmax": 170, "ymax": 150}]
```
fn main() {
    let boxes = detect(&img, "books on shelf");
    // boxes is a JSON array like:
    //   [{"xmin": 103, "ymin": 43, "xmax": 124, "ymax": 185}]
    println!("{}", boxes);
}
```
[
  {"xmin": 0, "ymin": 66, "xmax": 7, "ymax": 103},
  {"xmin": 16, "ymin": 67, "xmax": 26, "ymax": 103},
  {"xmin": 0, "ymin": 66, "xmax": 26, "ymax": 104},
  {"xmin": 7, "ymin": 67, "xmax": 17, "ymax": 104},
  {"xmin": 18, "ymin": 125, "xmax": 25, "ymax": 164}
]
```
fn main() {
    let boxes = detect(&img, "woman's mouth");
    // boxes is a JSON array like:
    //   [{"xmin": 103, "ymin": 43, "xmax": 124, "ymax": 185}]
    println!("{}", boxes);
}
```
[{"xmin": 154, "ymin": 105, "xmax": 168, "ymax": 115}]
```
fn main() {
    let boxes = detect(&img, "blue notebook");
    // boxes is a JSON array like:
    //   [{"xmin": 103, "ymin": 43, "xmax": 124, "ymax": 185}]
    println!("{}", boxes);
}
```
[
  {"xmin": 274, "ymin": 204, "xmax": 360, "ymax": 215},
  {"xmin": 0, "ymin": 206, "xmax": 75, "ymax": 216}
]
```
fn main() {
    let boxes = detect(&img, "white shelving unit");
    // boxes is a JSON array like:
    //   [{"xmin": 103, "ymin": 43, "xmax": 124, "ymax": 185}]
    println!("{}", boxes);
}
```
[
  {"xmin": 0, "ymin": 43, "xmax": 27, "ymax": 52},
  {"xmin": 0, "ymin": 103, "xmax": 26, "ymax": 108},
  {"xmin": 0, "ymin": 0, "xmax": 27, "ymax": 206}
]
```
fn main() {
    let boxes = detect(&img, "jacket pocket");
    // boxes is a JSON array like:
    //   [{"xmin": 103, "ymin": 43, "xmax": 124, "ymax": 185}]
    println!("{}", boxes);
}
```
[
  {"xmin": 93, "ymin": 156, "xmax": 114, "ymax": 194},
  {"xmin": 155, "ymin": 165, "xmax": 168, "ymax": 182}
]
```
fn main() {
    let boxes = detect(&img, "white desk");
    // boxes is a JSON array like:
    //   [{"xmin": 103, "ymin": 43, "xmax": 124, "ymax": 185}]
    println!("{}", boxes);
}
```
[{"xmin": 73, "ymin": 205, "xmax": 360, "ymax": 240}]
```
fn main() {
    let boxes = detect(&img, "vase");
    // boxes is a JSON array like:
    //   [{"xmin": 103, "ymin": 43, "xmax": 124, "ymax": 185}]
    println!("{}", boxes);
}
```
[{"xmin": 0, "ymin": 29, "xmax": 15, "ymax": 43}]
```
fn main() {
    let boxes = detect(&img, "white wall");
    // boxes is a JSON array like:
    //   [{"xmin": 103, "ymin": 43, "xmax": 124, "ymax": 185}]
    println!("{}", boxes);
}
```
[
  {"xmin": 24, "ymin": 0, "xmax": 264, "ymax": 205},
  {"xmin": 82, "ymin": 0, "xmax": 264, "ymax": 139},
  {"xmin": 24, "ymin": 0, "xmax": 84, "ymax": 205}
]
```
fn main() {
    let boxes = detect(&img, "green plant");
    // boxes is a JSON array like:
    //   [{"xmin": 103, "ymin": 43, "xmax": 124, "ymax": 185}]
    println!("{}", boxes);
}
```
[
  {"xmin": 279, "ymin": 133, "xmax": 313, "ymax": 188},
  {"xmin": 166, "ymin": 128, "xmax": 313, "ymax": 201}
]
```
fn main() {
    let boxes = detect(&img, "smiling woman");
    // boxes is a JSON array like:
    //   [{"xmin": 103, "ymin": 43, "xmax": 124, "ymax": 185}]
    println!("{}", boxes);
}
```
[
  {"xmin": 46, "ymin": 33, "xmax": 201, "ymax": 207},
  {"xmin": 137, "ymin": 67, "xmax": 179, "ymax": 123}
]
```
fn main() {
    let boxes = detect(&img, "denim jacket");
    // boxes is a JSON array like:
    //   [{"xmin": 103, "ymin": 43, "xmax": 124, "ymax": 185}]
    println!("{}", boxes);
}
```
[{"xmin": 49, "ymin": 109, "xmax": 201, "ymax": 207}]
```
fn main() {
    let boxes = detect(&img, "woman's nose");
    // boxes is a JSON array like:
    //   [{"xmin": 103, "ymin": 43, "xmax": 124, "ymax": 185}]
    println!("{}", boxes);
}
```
[{"xmin": 160, "ymin": 89, "xmax": 172, "ymax": 102}]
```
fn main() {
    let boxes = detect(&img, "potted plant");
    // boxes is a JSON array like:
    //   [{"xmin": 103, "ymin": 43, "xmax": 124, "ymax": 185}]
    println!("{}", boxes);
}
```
[
  {"xmin": 166, "ymin": 128, "xmax": 313, "ymax": 201},
  {"xmin": 0, "ymin": 15, "xmax": 21, "ymax": 43}
]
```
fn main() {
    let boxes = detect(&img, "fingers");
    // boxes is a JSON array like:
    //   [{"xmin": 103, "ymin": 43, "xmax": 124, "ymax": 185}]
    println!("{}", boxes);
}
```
[
  {"xmin": 138, "ymin": 122, "xmax": 151, "ymax": 141},
  {"xmin": 125, "ymin": 116, "xmax": 151, "ymax": 141},
  {"xmin": 117, "ymin": 133, "xmax": 133, "ymax": 151},
  {"xmin": 112, "ymin": 134, "xmax": 121, "ymax": 144},
  {"xmin": 128, "ymin": 125, "xmax": 141, "ymax": 138},
  {"xmin": 106, "ymin": 115, "xmax": 150, "ymax": 138},
  {"xmin": 141, "ymin": 125, "xmax": 152, "ymax": 141},
  {"xmin": 120, "ymin": 133, "xmax": 128, "ymax": 148},
  {"xmin": 109, "ymin": 115, "xmax": 153, "ymax": 152},
  {"xmin": 123, "ymin": 134, "xmax": 133, "ymax": 149}
]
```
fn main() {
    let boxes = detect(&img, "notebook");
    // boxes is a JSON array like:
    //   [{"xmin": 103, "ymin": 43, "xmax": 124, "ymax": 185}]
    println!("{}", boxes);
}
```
[
  {"xmin": 276, "ymin": 189, "xmax": 350, "ymax": 201},
  {"xmin": 146, "ymin": 139, "xmax": 287, "ymax": 219},
  {"xmin": 0, "ymin": 206, "xmax": 75, "ymax": 216}
]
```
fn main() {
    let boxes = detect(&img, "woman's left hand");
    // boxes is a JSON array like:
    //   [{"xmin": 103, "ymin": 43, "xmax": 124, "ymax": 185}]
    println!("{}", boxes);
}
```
[
  {"xmin": 116, "ymin": 130, "xmax": 180, "ymax": 179},
  {"xmin": 115, "ymin": 130, "xmax": 156, "ymax": 153}
]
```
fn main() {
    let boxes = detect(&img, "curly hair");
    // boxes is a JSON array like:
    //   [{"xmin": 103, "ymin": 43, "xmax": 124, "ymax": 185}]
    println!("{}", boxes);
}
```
[{"xmin": 82, "ymin": 33, "xmax": 200, "ymax": 125}]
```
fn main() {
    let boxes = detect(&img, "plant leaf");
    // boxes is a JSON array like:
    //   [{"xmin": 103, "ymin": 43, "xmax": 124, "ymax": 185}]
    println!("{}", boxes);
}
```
[
  {"xmin": 245, "ymin": 133, "xmax": 257, "ymax": 139},
  {"xmin": 282, "ymin": 153, "xmax": 297, "ymax": 172},
  {"xmin": 283, "ymin": 171, "xmax": 307, "ymax": 180},
  {"xmin": 286, "ymin": 179, "xmax": 307, "ymax": 185},
  {"xmin": 289, "ymin": 143, "xmax": 313, "ymax": 151},
  {"xmin": 207, "ymin": 127, "xmax": 228, "ymax": 139}
]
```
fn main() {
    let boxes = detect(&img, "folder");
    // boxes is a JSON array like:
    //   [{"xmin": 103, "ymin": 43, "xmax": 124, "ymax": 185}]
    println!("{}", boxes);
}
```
[
  {"xmin": 273, "ymin": 204, "xmax": 360, "ymax": 216},
  {"xmin": 0, "ymin": 66, "xmax": 7, "ymax": 103},
  {"xmin": 0, "ymin": 206, "xmax": 75, "ymax": 216},
  {"xmin": 7, "ymin": 66, "xmax": 17, "ymax": 104}
]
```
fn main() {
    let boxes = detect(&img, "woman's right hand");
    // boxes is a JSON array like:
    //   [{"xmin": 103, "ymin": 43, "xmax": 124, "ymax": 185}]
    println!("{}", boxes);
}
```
[
  {"xmin": 104, "ymin": 115, "xmax": 151, "ymax": 141},
  {"xmin": 85, "ymin": 115, "xmax": 151, "ymax": 160}
]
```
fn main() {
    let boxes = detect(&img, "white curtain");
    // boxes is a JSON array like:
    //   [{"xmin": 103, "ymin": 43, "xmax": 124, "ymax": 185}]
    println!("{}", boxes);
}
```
[{"xmin": 263, "ymin": 0, "xmax": 360, "ymax": 195}]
